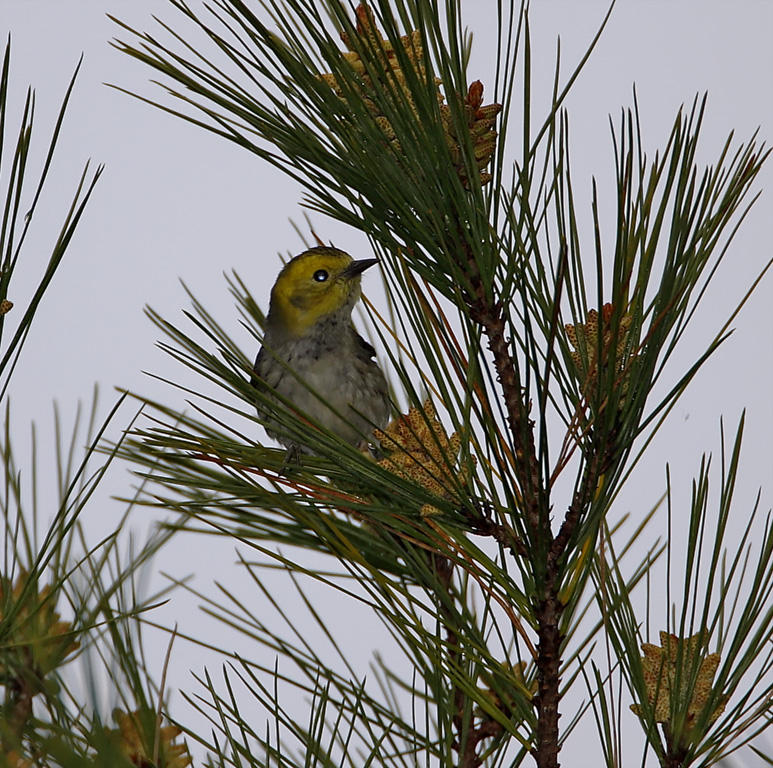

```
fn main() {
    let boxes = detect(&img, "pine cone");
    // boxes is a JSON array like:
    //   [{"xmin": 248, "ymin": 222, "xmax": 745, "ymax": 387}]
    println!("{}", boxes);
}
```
[
  {"xmin": 374, "ymin": 399, "xmax": 472, "ymax": 516},
  {"xmin": 320, "ymin": 3, "xmax": 501, "ymax": 188},
  {"xmin": 630, "ymin": 631, "xmax": 727, "ymax": 732}
]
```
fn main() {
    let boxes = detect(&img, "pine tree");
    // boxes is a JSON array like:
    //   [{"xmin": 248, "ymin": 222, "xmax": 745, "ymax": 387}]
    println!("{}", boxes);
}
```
[{"xmin": 2, "ymin": 2, "xmax": 772, "ymax": 768}]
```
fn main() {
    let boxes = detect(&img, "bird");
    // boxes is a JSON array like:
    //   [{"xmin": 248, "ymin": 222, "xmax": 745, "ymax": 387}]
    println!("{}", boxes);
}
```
[{"xmin": 252, "ymin": 246, "xmax": 390, "ymax": 456}]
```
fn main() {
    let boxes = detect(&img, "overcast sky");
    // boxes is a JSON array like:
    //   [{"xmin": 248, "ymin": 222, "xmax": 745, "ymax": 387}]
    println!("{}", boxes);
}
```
[{"xmin": 2, "ymin": 1, "xmax": 772, "ymax": 763}]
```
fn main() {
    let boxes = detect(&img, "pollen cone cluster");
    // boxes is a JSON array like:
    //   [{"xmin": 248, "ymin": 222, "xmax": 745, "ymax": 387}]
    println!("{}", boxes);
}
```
[
  {"xmin": 0, "ymin": 571, "xmax": 79, "ymax": 682},
  {"xmin": 374, "ymin": 399, "xmax": 470, "ymax": 517},
  {"xmin": 319, "ymin": 2, "xmax": 501, "ymax": 188},
  {"xmin": 109, "ymin": 709, "xmax": 192, "ymax": 768},
  {"xmin": 565, "ymin": 302, "xmax": 633, "ymax": 399},
  {"xmin": 630, "ymin": 631, "xmax": 727, "ymax": 731},
  {"xmin": 443, "ymin": 80, "xmax": 502, "ymax": 187}
]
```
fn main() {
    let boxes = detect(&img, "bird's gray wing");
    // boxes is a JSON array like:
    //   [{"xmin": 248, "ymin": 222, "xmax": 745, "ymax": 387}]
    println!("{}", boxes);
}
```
[
  {"xmin": 251, "ymin": 344, "xmax": 285, "ymax": 391},
  {"xmin": 353, "ymin": 329, "xmax": 378, "ymax": 361}
]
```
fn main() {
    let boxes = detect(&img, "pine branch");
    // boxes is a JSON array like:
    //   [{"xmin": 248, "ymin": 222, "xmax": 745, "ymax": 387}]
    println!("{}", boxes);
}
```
[
  {"xmin": 5, "ymin": 670, "xmax": 34, "ymax": 744},
  {"xmin": 106, "ymin": 4, "xmax": 771, "ymax": 767},
  {"xmin": 461, "ymin": 500, "xmax": 528, "ymax": 561},
  {"xmin": 432, "ymin": 553, "xmax": 508, "ymax": 768},
  {"xmin": 551, "ymin": 426, "xmax": 615, "ymax": 568},
  {"xmin": 533, "ymin": 592, "xmax": 562, "ymax": 768},
  {"xmin": 471, "ymin": 297, "xmax": 542, "ymax": 536}
]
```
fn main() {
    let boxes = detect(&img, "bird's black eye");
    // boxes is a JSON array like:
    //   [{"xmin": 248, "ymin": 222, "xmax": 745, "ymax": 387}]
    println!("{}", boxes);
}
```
[{"xmin": 313, "ymin": 269, "xmax": 329, "ymax": 283}]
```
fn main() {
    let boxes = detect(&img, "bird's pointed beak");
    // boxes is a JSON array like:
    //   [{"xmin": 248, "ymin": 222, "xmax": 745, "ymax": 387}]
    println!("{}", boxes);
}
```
[{"xmin": 342, "ymin": 258, "xmax": 379, "ymax": 279}]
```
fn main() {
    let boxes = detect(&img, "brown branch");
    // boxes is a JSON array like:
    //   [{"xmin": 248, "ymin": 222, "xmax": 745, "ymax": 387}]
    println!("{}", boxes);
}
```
[
  {"xmin": 457, "ymin": 240, "xmax": 564, "ymax": 768},
  {"xmin": 452, "ymin": 228, "xmax": 543, "ymax": 538},
  {"xmin": 663, "ymin": 726, "xmax": 689, "ymax": 768},
  {"xmin": 407, "ymin": 274, "xmax": 522, "ymax": 476},
  {"xmin": 549, "ymin": 421, "xmax": 619, "ymax": 569},
  {"xmin": 549, "ymin": 448, "xmax": 601, "ymax": 567},
  {"xmin": 5, "ymin": 673, "xmax": 35, "ymax": 746},
  {"xmin": 528, "ymin": 428, "xmax": 618, "ymax": 768},
  {"xmin": 471, "ymin": 515, "xmax": 528, "ymax": 560},
  {"xmin": 458, "ymin": 718, "xmax": 505, "ymax": 768},
  {"xmin": 430, "ymin": 555, "xmax": 468, "ymax": 764},
  {"xmin": 462, "ymin": 501, "xmax": 528, "ymax": 560},
  {"xmin": 665, "ymin": 750, "xmax": 689, "ymax": 768},
  {"xmin": 470, "ymin": 302, "xmax": 543, "ymax": 534},
  {"xmin": 532, "ymin": 590, "xmax": 563, "ymax": 768},
  {"xmin": 430, "ymin": 554, "xmax": 507, "ymax": 768}
]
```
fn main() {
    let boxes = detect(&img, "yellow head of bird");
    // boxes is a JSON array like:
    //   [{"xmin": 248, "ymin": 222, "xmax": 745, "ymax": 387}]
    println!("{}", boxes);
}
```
[{"xmin": 268, "ymin": 247, "xmax": 378, "ymax": 337}]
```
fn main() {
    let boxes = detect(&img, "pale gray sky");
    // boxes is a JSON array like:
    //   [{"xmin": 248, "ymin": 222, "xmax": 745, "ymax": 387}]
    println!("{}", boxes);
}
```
[{"xmin": 2, "ymin": 1, "xmax": 772, "ymax": 764}]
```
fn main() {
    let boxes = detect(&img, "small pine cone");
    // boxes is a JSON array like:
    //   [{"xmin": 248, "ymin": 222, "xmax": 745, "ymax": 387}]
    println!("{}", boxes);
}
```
[
  {"xmin": 110, "ymin": 709, "xmax": 193, "ymax": 768},
  {"xmin": 320, "ymin": 3, "xmax": 500, "ymax": 187},
  {"xmin": 565, "ymin": 302, "xmax": 634, "ymax": 403},
  {"xmin": 321, "ymin": 1, "xmax": 442, "ymax": 146},
  {"xmin": 441, "ymin": 81, "xmax": 502, "ymax": 188},
  {"xmin": 0, "ymin": 572, "xmax": 80, "ymax": 684},
  {"xmin": 630, "ymin": 631, "xmax": 727, "ymax": 731},
  {"xmin": 374, "ymin": 399, "xmax": 473, "ymax": 515}
]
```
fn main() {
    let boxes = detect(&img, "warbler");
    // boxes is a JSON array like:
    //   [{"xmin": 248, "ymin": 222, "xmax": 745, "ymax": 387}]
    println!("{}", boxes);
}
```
[{"xmin": 253, "ymin": 246, "xmax": 390, "ymax": 455}]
